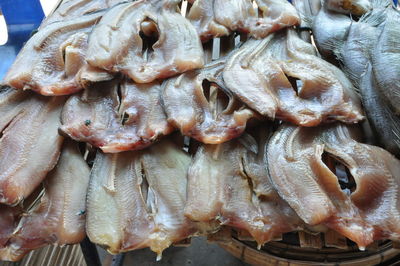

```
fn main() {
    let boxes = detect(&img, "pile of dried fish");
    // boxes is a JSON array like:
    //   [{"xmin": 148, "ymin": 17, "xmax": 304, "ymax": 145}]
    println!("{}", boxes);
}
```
[{"xmin": 1, "ymin": 0, "xmax": 400, "ymax": 262}]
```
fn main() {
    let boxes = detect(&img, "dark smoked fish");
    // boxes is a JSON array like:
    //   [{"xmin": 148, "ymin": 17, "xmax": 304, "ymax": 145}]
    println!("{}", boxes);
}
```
[{"xmin": 61, "ymin": 80, "xmax": 173, "ymax": 153}]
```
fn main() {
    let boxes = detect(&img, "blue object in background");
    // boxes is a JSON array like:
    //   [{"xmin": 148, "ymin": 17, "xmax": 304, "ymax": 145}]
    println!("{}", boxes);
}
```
[{"xmin": 0, "ymin": 0, "xmax": 44, "ymax": 80}]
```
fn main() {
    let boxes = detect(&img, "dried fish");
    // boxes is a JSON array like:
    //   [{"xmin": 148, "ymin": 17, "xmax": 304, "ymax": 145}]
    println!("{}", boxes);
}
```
[
  {"xmin": 162, "ymin": 59, "xmax": 255, "ymax": 144},
  {"xmin": 61, "ymin": 80, "xmax": 173, "ymax": 153},
  {"xmin": 4, "ymin": 12, "xmax": 105, "ymax": 96},
  {"xmin": 41, "ymin": 0, "xmax": 124, "ymax": 27},
  {"xmin": 325, "ymin": 0, "xmax": 371, "ymax": 15},
  {"xmin": 0, "ymin": 94, "xmax": 65, "ymax": 206},
  {"xmin": 267, "ymin": 123, "xmax": 400, "ymax": 249},
  {"xmin": 0, "ymin": 205, "xmax": 22, "ymax": 249},
  {"xmin": 360, "ymin": 65, "xmax": 400, "ymax": 156},
  {"xmin": 311, "ymin": 2, "xmax": 400, "ymax": 155},
  {"xmin": 0, "ymin": 141, "xmax": 90, "ymax": 261},
  {"xmin": 223, "ymin": 29, "xmax": 363, "ymax": 126},
  {"xmin": 86, "ymin": 0, "xmax": 204, "ymax": 83},
  {"xmin": 371, "ymin": 8, "xmax": 400, "ymax": 114},
  {"xmin": 86, "ymin": 139, "xmax": 197, "ymax": 258},
  {"xmin": 188, "ymin": 0, "xmax": 300, "ymax": 41},
  {"xmin": 185, "ymin": 128, "xmax": 302, "ymax": 246}
]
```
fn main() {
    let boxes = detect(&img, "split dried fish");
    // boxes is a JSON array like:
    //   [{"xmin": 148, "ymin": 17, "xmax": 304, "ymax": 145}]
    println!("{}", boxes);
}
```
[
  {"xmin": 223, "ymin": 29, "xmax": 363, "ymax": 126},
  {"xmin": 185, "ymin": 127, "xmax": 302, "ymax": 247},
  {"xmin": 310, "ymin": 1, "xmax": 400, "ymax": 155},
  {"xmin": 0, "ymin": 91, "xmax": 65, "ymax": 206},
  {"xmin": 267, "ymin": 123, "xmax": 400, "ymax": 249},
  {"xmin": 61, "ymin": 80, "xmax": 173, "ymax": 153},
  {"xmin": 188, "ymin": 0, "xmax": 300, "ymax": 41},
  {"xmin": 371, "ymin": 8, "xmax": 400, "ymax": 114},
  {"xmin": 86, "ymin": 0, "xmax": 204, "ymax": 83},
  {"xmin": 325, "ymin": 0, "xmax": 372, "ymax": 15},
  {"xmin": 86, "ymin": 139, "xmax": 198, "ymax": 258},
  {"xmin": 4, "ymin": 12, "xmax": 105, "ymax": 96},
  {"xmin": 0, "ymin": 141, "xmax": 90, "ymax": 261},
  {"xmin": 41, "ymin": 0, "xmax": 124, "ymax": 27},
  {"xmin": 162, "ymin": 59, "xmax": 255, "ymax": 144}
]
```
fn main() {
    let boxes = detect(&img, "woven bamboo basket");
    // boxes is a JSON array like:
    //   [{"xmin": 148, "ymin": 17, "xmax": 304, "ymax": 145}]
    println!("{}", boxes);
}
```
[
  {"xmin": 0, "ymin": 244, "xmax": 85, "ymax": 266},
  {"xmin": 218, "ymin": 232, "xmax": 400, "ymax": 266}
]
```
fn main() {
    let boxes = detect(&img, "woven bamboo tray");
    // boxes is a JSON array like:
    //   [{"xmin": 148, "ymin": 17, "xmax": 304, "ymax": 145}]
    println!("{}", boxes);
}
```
[
  {"xmin": 0, "ymin": 244, "xmax": 85, "ymax": 266},
  {"xmin": 219, "ymin": 233, "xmax": 400, "ymax": 266}
]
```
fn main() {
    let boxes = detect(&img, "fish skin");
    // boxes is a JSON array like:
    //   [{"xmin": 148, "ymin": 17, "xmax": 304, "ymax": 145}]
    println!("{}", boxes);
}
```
[
  {"xmin": 360, "ymin": 65, "xmax": 400, "ymax": 156},
  {"xmin": 86, "ymin": 139, "xmax": 198, "ymax": 257},
  {"xmin": 162, "ymin": 58, "xmax": 255, "ymax": 144},
  {"xmin": 0, "ymin": 141, "xmax": 90, "ymax": 262},
  {"xmin": 185, "ymin": 127, "xmax": 302, "ymax": 246},
  {"xmin": 223, "ymin": 29, "xmax": 363, "ymax": 126},
  {"xmin": 311, "ymin": 3, "xmax": 400, "ymax": 156},
  {"xmin": 86, "ymin": 0, "xmax": 204, "ymax": 83},
  {"xmin": 3, "ymin": 12, "xmax": 105, "ymax": 96},
  {"xmin": 0, "ymin": 94, "xmax": 65, "ymax": 206},
  {"xmin": 371, "ymin": 8, "xmax": 400, "ymax": 114},
  {"xmin": 61, "ymin": 80, "xmax": 173, "ymax": 153},
  {"xmin": 291, "ymin": 0, "xmax": 321, "ymax": 29},
  {"xmin": 267, "ymin": 123, "xmax": 400, "ymax": 249},
  {"xmin": 312, "ymin": 7, "xmax": 352, "ymax": 58}
]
